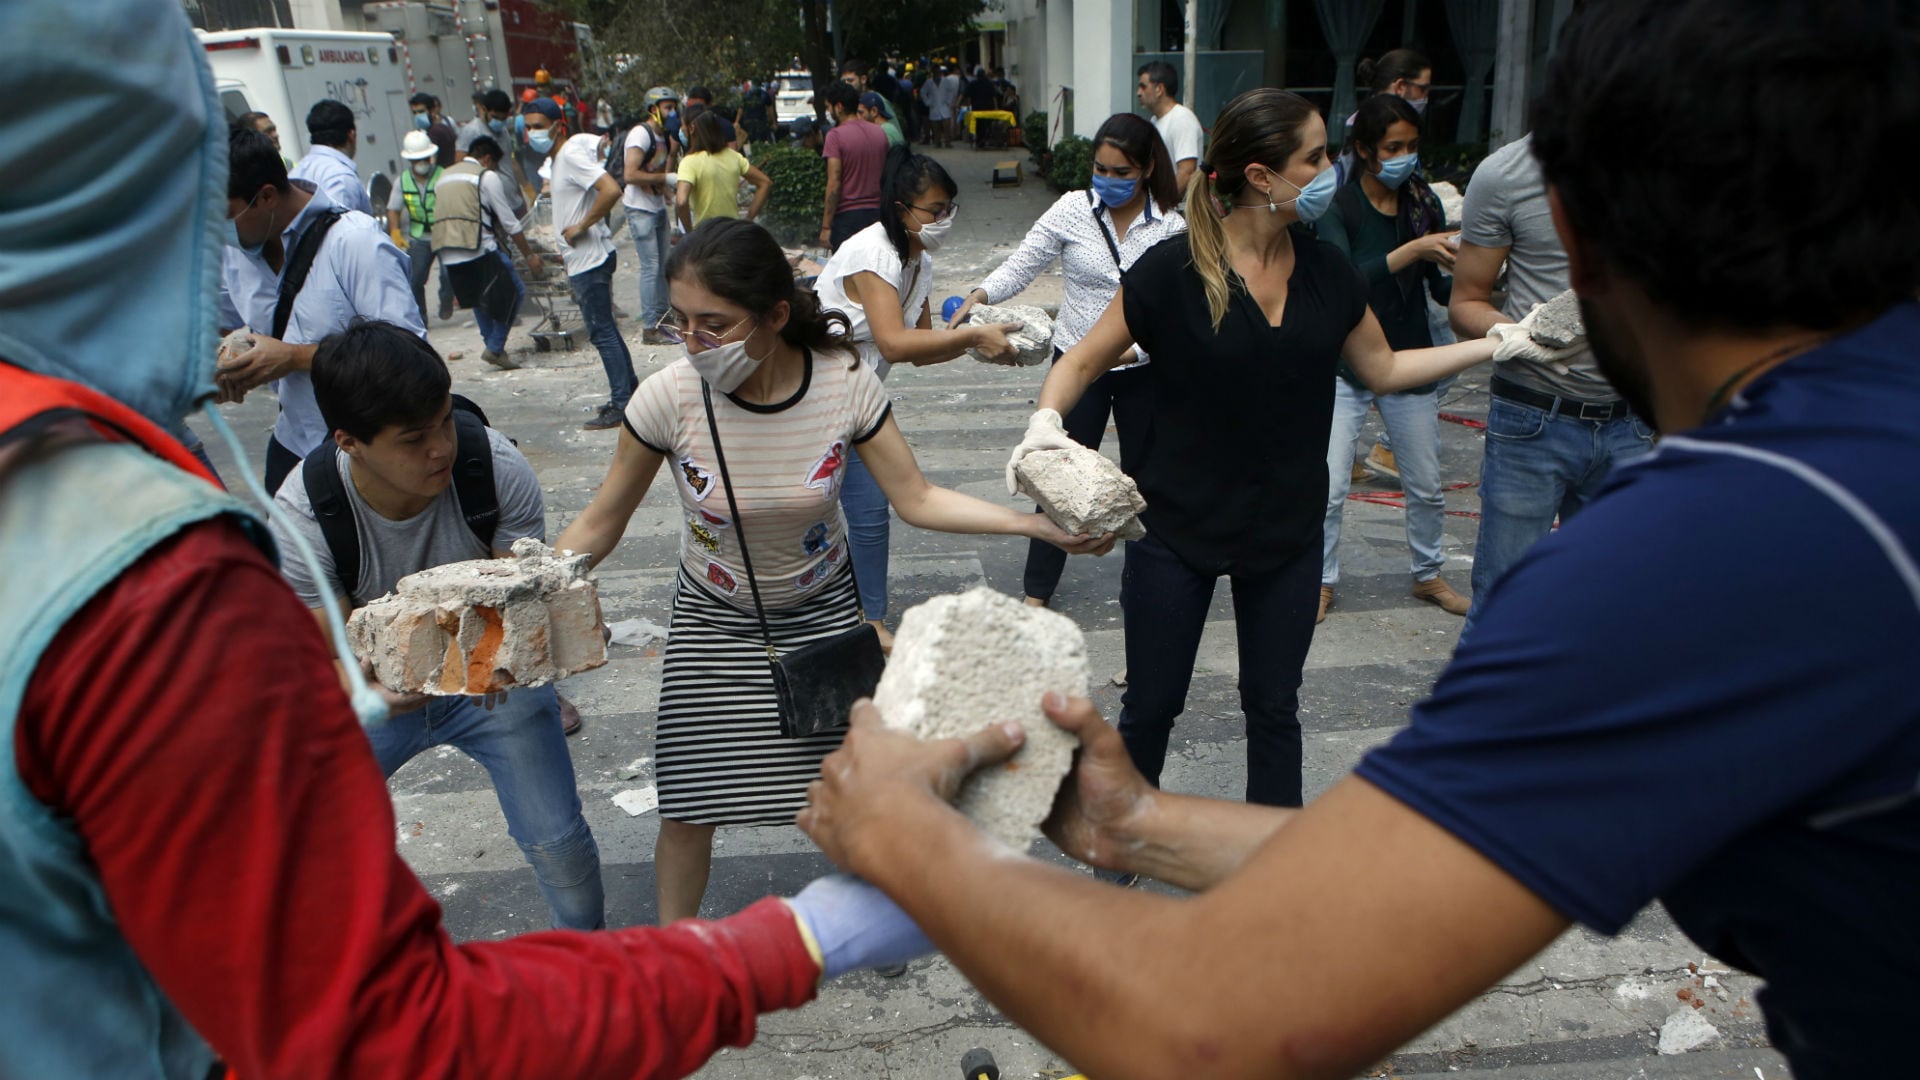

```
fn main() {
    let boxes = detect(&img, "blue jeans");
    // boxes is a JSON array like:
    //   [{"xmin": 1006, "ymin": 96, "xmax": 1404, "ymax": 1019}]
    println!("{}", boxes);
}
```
[
  {"xmin": 405, "ymin": 234, "xmax": 452, "ymax": 323},
  {"xmin": 567, "ymin": 252, "xmax": 638, "ymax": 408},
  {"xmin": 839, "ymin": 450, "xmax": 891, "ymax": 619},
  {"xmin": 364, "ymin": 685, "xmax": 605, "ymax": 931},
  {"xmin": 625, "ymin": 208, "xmax": 670, "ymax": 326},
  {"xmin": 1117, "ymin": 532, "xmax": 1319, "ymax": 807},
  {"xmin": 468, "ymin": 249, "xmax": 525, "ymax": 354},
  {"xmin": 1323, "ymin": 378, "xmax": 1445, "ymax": 585},
  {"xmin": 1462, "ymin": 394, "xmax": 1656, "ymax": 638}
]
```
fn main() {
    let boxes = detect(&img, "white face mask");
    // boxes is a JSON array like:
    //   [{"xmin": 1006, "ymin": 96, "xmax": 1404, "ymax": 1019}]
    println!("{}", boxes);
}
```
[
  {"xmin": 914, "ymin": 215, "xmax": 954, "ymax": 252},
  {"xmin": 686, "ymin": 325, "xmax": 768, "ymax": 392},
  {"xmin": 411, "ymin": 161, "xmax": 434, "ymax": 177}
]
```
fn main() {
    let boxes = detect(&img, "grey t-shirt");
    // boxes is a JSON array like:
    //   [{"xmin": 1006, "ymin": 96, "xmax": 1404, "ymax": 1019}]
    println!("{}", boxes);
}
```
[
  {"xmin": 271, "ymin": 427, "xmax": 546, "ymax": 608},
  {"xmin": 1460, "ymin": 135, "xmax": 1618, "ymax": 402}
]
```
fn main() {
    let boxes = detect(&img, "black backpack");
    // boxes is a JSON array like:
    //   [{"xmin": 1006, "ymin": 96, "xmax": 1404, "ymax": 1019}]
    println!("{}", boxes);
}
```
[{"xmin": 302, "ymin": 393, "xmax": 500, "ymax": 599}]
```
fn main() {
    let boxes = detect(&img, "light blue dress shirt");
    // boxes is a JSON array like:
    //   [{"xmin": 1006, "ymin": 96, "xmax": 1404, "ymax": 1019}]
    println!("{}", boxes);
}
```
[
  {"xmin": 288, "ymin": 144, "xmax": 372, "ymax": 215},
  {"xmin": 220, "ymin": 185, "xmax": 424, "ymax": 458}
]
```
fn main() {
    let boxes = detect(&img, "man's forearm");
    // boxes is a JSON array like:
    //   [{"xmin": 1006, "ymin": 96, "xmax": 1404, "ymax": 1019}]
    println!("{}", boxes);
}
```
[
  {"xmin": 1099, "ymin": 790, "xmax": 1296, "ymax": 892},
  {"xmin": 1450, "ymin": 297, "xmax": 1507, "ymax": 340},
  {"xmin": 821, "ymin": 182, "xmax": 842, "ymax": 227},
  {"xmin": 580, "ymin": 186, "xmax": 620, "ymax": 230}
]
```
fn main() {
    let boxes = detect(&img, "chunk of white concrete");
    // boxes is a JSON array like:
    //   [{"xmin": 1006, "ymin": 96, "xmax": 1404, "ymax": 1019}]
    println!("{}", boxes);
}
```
[
  {"xmin": 965, "ymin": 303, "xmax": 1054, "ymax": 367},
  {"xmin": 873, "ymin": 587, "xmax": 1089, "ymax": 851},
  {"xmin": 1014, "ymin": 447, "xmax": 1148, "ymax": 540},
  {"xmin": 1656, "ymin": 1008, "xmax": 1721, "ymax": 1055},
  {"xmin": 1529, "ymin": 288, "xmax": 1586, "ymax": 348},
  {"xmin": 1429, "ymin": 180, "xmax": 1465, "ymax": 228},
  {"xmin": 348, "ymin": 538, "xmax": 607, "ymax": 695}
]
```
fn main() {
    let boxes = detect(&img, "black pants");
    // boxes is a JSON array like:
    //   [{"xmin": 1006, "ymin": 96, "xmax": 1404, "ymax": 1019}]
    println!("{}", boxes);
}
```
[
  {"xmin": 1022, "ymin": 355, "xmax": 1147, "ymax": 601},
  {"xmin": 1116, "ymin": 532, "xmax": 1319, "ymax": 807},
  {"xmin": 264, "ymin": 434, "xmax": 301, "ymax": 495},
  {"xmin": 829, "ymin": 207, "xmax": 882, "ymax": 252}
]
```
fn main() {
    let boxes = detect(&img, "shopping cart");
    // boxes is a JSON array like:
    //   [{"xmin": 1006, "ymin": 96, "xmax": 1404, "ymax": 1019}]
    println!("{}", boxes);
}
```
[{"xmin": 508, "ymin": 191, "xmax": 584, "ymax": 352}]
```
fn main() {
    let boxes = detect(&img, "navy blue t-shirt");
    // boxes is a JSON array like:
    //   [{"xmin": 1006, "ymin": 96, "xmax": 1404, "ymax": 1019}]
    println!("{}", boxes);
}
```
[{"xmin": 1357, "ymin": 302, "xmax": 1920, "ymax": 1080}]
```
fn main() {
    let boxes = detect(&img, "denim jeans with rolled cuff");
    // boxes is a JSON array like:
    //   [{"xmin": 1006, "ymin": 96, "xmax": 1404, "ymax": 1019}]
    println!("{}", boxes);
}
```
[
  {"xmin": 364, "ymin": 683, "xmax": 605, "ymax": 930},
  {"xmin": 567, "ymin": 251, "xmax": 638, "ymax": 409},
  {"xmin": 469, "ymin": 249, "xmax": 525, "ymax": 355}
]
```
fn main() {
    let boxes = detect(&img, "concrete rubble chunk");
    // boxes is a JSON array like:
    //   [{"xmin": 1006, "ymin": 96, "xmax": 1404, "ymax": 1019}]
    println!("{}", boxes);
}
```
[
  {"xmin": 1014, "ymin": 447, "xmax": 1148, "ymax": 540},
  {"xmin": 965, "ymin": 303, "xmax": 1054, "ymax": 367},
  {"xmin": 348, "ymin": 538, "xmax": 608, "ymax": 695},
  {"xmin": 1656, "ymin": 1007, "xmax": 1720, "ymax": 1055},
  {"xmin": 1529, "ymin": 288, "xmax": 1586, "ymax": 349},
  {"xmin": 217, "ymin": 328, "xmax": 256, "ymax": 364},
  {"xmin": 873, "ymin": 587, "xmax": 1089, "ymax": 851},
  {"xmin": 1429, "ymin": 180, "xmax": 1465, "ymax": 228}
]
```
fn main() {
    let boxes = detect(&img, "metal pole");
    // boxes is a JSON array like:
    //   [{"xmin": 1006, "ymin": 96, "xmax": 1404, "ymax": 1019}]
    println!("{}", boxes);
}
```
[{"xmin": 1184, "ymin": 0, "xmax": 1198, "ymax": 107}]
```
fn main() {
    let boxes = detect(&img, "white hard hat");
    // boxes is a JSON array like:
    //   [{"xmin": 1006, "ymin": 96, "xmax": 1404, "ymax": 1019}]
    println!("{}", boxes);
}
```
[{"xmin": 401, "ymin": 130, "xmax": 436, "ymax": 160}]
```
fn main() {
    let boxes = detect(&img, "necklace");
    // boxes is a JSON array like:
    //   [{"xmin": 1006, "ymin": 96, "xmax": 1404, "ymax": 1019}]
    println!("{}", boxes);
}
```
[{"xmin": 1700, "ymin": 335, "xmax": 1831, "ymax": 421}]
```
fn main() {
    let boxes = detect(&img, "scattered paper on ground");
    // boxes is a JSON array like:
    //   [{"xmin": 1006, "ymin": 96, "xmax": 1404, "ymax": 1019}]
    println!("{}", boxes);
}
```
[{"xmin": 612, "ymin": 787, "xmax": 659, "ymax": 816}]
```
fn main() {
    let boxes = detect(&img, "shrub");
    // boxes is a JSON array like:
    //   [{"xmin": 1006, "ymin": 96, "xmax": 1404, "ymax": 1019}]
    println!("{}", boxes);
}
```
[
  {"xmin": 752, "ymin": 141, "xmax": 826, "ymax": 248},
  {"xmin": 1047, "ymin": 134, "xmax": 1093, "ymax": 192}
]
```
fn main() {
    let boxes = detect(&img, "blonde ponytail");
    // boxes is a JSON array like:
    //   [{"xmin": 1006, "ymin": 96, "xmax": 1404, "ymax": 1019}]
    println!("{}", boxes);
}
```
[{"xmin": 1183, "ymin": 167, "xmax": 1234, "ymax": 331}]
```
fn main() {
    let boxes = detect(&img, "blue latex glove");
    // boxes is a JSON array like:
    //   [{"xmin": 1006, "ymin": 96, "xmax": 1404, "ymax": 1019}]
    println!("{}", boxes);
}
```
[{"xmin": 785, "ymin": 874, "xmax": 935, "ymax": 980}]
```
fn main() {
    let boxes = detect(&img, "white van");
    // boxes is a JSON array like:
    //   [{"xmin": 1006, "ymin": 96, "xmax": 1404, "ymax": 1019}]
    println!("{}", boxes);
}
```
[{"xmin": 199, "ymin": 28, "xmax": 414, "ymax": 210}]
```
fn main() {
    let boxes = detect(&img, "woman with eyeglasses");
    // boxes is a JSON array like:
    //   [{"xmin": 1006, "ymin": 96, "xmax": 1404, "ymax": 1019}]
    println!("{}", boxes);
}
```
[
  {"xmin": 557, "ymin": 218, "xmax": 1106, "ymax": 924},
  {"xmin": 946, "ymin": 113, "xmax": 1187, "ymax": 612},
  {"xmin": 812, "ymin": 154, "xmax": 1019, "ymax": 648},
  {"xmin": 1006, "ymin": 88, "xmax": 1510, "ymax": 819}
]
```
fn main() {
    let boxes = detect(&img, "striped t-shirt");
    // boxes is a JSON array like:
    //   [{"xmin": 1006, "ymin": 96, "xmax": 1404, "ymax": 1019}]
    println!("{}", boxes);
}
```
[{"xmin": 624, "ymin": 347, "xmax": 892, "ymax": 608}]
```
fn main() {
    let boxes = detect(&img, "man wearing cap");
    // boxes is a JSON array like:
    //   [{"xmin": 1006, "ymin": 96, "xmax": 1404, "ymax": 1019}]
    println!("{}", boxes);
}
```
[
  {"xmin": 387, "ymin": 129, "xmax": 450, "ymax": 327},
  {"xmin": 625, "ymin": 87, "xmax": 681, "ymax": 345},
  {"xmin": 859, "ymin": 91, "xmax": 904, "ymax": 149},
  {"xmin": 288, "ymin": 99, "xmax": 371, "ymax": 215},
  {"xmin": 523, "ymin": 95, "xmax": 636, "ymax": 430},
  {"xmin": 819, "ymin": 81, "xmax": 889, "ymax": 252}
]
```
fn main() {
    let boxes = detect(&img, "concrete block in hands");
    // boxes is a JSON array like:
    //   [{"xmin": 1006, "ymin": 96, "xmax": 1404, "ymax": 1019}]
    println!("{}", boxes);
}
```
[
  {"xmin": 347, "ymin": 538, "xmax": 607, "ymax": 695},
  {"xmin": 1014, "ymin": 447, "xmax": 1148, "ymax": 541},
  {"xmin": 966, "ymin": 303, "xmax": 1054, "ymax": 367},
  {"xmin": 873, "ymin": 587, "xmax": 1089, "ymax": 851},
  {"xmin": 1528, "ymin": 288, "xmax": 1586, "ymax": 349}
]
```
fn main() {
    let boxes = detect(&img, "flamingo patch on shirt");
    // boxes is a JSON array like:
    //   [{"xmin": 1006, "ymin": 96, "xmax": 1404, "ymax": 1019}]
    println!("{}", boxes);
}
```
[
  {"xmin": 802, "ymin": 440, "xmax": 847, "ymax": 498},
  {"xmin": 678, "ymin": 456, "xmax": 716, "ymax": 501},
  {"xmin": 705, "ymin": 560, "xmax": 738, "ymax": 595},
  {"xmin": 697, "ymin": 508, "xmax": 730, "ymax": 528}
]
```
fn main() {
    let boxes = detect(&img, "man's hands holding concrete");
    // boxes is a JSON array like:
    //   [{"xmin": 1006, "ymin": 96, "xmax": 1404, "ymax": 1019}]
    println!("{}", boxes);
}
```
[
  {"xmin": 1038, "ymin": 693, "xmax": 1154, "ymax": 874},
  {"xmin": 1004, "ymin": 408, "xmax": 1079, "ymax": 495},
  {"xmin": 215, "ymin": 333, "xmax": 305, "ymax": 401},
  {"xmin": 798, "ymin": 700, "xmax": 1026, "ymax": 879}
]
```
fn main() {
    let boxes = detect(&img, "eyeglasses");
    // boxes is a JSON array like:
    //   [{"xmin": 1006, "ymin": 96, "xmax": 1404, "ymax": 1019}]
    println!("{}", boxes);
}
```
[
  {"xmin": 905, "ymin": 201, "xmax": 957, "ymax": 223},
  {"xmin": 653, "ymin": 312, "xmax": 753, "ymax": 350}
]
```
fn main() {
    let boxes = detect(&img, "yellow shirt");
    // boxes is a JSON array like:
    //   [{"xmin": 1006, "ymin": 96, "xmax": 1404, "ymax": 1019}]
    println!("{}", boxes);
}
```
[{"xmin": 678, "ymin": 149, "xmax": 749, "ymax": 225}]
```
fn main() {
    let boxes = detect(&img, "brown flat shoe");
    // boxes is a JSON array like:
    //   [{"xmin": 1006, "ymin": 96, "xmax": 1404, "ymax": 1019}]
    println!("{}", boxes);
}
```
[
  {"xmin": 1317, "ymin": 585, "xmax": 1334, "ymax": 624},
  {"xmin": 1411, "ymin": 576, "xmax": 1470, "ymax": 617},
  {"xmin": 558, "ymin": 694, "xmax": 583, "ymax": 736}
]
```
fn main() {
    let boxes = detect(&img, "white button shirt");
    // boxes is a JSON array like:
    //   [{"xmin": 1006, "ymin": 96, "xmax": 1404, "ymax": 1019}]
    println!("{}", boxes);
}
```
[
  {"xmin": 977, "ymin": 189, "xmax": 1187, "ymax": 368},
  {"xmin": 288, "ymin": 144, "xmax": 372, "ymax": 216}
]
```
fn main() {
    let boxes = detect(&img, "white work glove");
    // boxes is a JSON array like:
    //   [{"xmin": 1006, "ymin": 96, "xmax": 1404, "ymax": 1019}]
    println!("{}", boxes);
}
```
[
  {"xmin": 1487, "ymin": 302, "xmax": 1585, "ymax": 369},
  {"xmin": 785, "ymin": 874, "xmax": 934, "ymax": 980},
  {"xmin": 1004, "ymin": 407, "xmax": 1079, "ymax": 496}
]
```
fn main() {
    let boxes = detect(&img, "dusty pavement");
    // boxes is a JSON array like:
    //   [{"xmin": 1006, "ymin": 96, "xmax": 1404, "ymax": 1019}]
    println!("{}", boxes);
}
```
[{"xmin": 191, "ymin": 145, "xmax": 1788, "ymax": 1079}]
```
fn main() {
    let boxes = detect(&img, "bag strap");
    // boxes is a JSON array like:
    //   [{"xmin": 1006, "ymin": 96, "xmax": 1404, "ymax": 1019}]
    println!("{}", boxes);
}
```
[
  {"xmin": 273, "ymin": 208, "xmax": 347, "ymax": 340},
  {"xmin": 301, "ymin": 442, "xmax": 362, "ymax": 601},
  {"xmin": 449, "ymin": 404, "xmax": 499, "ymax": 551},
  {"xmin": 1089, "ymin": 192, "xmax": 1123, "ymax": 268},
  {"xmin": 701, "ymin": 379, "xmax": 779, "ymax": 661}
]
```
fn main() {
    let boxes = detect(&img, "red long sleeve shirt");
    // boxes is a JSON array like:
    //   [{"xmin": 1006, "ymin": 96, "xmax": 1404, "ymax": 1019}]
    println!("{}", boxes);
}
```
[{"xmin": 15, "ymin": 519, "xmax": 819, "ymax": 1078}]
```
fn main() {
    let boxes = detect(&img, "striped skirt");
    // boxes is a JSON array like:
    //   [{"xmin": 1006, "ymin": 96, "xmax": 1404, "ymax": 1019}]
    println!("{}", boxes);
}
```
[{"xmin": 655, "ymin": 563, "xmax": 861, "ymax": 825}]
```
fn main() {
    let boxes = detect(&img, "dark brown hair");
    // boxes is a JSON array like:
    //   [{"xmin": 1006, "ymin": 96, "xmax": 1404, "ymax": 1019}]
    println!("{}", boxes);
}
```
[
  {"xmin": 1091, "ymin": 112, "xmax": 1179, "ymax": 213},
  {"xmin": 1184, "ymin": 88, "xmax": 1321, "ymax": 329},
  {"xmin": 666, "ymin": 218, "xmax": 851, "ymax": 357}
]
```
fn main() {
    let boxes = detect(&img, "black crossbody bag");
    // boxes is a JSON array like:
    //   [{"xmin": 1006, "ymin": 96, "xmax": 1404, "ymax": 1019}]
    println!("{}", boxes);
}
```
[{"xmin": 701, "ymin": 381, "xmax": 887, "ymax": 738}]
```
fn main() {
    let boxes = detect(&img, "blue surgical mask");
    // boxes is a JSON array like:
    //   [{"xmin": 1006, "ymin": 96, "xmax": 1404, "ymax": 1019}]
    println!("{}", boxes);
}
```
[
  {"xmin": 1271, "ymin": 164, "xmax": 1339, "ymax": 223},
  {"xmin": 1409, "ymin": 96, "xmax": 1429, "ymax": 116},
  {"xmin": 488, "ymin": 117, "xmax": 507, "ymax": 134},
  {"xmin": 1089, "ymin": 173, "xmax": 1137, "ymax": 209},
  {"xmin": 413, "ymin": 112, "xmax": 431, "ymax": 129},
  {"xmin": 1376, "ymin": 153, "xmax": 1418, "ymax": 190},
  {"xmin": 527, "ymin": 128, "xmax": 554, "ymax": 154}
]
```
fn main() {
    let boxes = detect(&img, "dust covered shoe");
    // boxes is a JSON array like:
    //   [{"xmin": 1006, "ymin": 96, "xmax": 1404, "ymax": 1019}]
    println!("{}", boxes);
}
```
[
  {"xmin": 1349, "ymin": 459, "xmax": 1372, "ymax": 484},
  {"xmin": 1412, "ymin": 575, "xmax": 1470, "ymax": 616},
  {"xmin": 583, "ymin": 403, "xmax": 623, "ymax": 430},
  {"xmin": 1317, "ymin": 585, "xmax": 1334, "ymax": 624},
  {"xmin": 1365, "ymin": 444, "xmax": 1399, "ymax": 480},
  {"xmin": 481, "ymin": 349, "xmax": 522, "ymax": 370}
]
